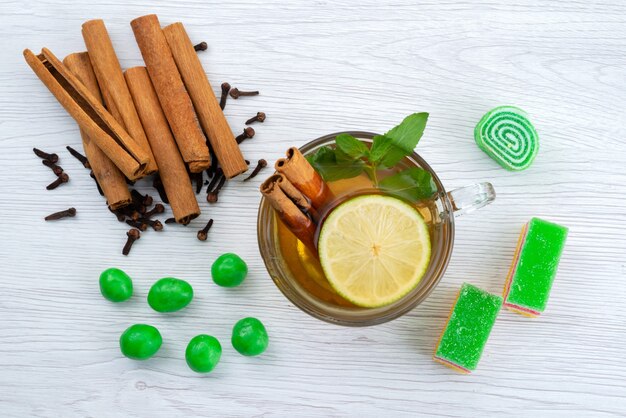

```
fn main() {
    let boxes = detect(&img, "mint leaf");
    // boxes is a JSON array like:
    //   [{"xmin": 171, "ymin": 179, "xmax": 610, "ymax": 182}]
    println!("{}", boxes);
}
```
[
  {"xmin": 379, "ymin": 167, "xmax": 437, "ymax": 201},
  {"xmin": 306, "ymin": 146, "xmax": 364, "ymax": 182},
  {"xmin": 369, "ymin": 135, "xmax": 392, "ymax": 163},
  {"xmin": 381, "ymin": 113, "xmax": 429, "ymax": 166},
  {"xmin": 335, "ymin": 134, "xmax": 369, "ymax": 160}
]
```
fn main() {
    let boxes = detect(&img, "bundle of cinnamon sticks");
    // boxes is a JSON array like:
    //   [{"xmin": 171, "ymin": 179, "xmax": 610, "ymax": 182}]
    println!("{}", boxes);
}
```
[
  {"xmin": 261, "ymin": 147, "xmax": 334, "ymax": 251},
  {"xmin": 24, "ymin": 15, "xmax": 248, "ymax": 225}
]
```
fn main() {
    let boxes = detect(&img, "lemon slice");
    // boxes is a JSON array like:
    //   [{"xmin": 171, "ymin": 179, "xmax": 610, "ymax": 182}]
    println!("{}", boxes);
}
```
[{"xmin": 318, "ymin": 194, "xmax": 431, "ymax": 308}]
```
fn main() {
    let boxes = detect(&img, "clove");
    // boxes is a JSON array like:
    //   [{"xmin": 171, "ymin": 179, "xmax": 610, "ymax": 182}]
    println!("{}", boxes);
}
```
[
  {"xmin": 192, "ymin": 171, "xmax": 203, "ymax": 194},
  {"xmin": 235, "ymin": 127, "xmax": 255, "ymax": 144},
  {"xmin": 206, "ymin": 168, "xmax": 223, "ymax": 194},
  {"xmin": 207, "ymin": 176, "xmax": 226, "ymax": 203},
  {"xmin": 245, "ymin": 112, "xmax": 266, "ymax": 125},
  {"xmin": 243, "ymin": 159, "xmax": 267, "ymax": 182},
  {"xmin": 144, "ymin": 203, "xmax": 165, "ymax": 219},
  {"xmin": 33, "ymin": 148, "xmax": 59, "ymax": 163},
  {"xmin": 197, "ymin": 219, "xmax": 214, "ymax": 241},
  {"xmin": 131, "ymin": 189, "xmax": 153, "ymax": 207},
  {"xmin": 109, "ymin": 207, "xmax": 126, "ymax": 222},
  {"xmin": 126, "ymin": 219, "xmax": 148, "ymax": 231},
  {"xmin": 194, "ymin": 41, "xmax": 208, "ymax": 52},
  {"xmin": 219, "ymin": 82, "xmax": 231, "ymax": 110},
  {"xmin": 122, "ymin": 229, "xmax": 141, "ymax": 256},
  {"xmin": 44, "ymin": 207, "xmax": 76, "ymax": 221},
  {"xmin": 66, "ymin": 146, "xmax": 90, "ymax": 169},
  {"xmin": 152, "ymin": 176, "xmax": 169, "ymax": 204},
  {"xmin": 142, "ymin": 218, "xmax": 163, "ymax": 232},
  {"xmin": 229, "ymin": 88, "xmax": 259, "ymax": 99},
  {"xmin": 164, "ymin": 217, "xmax": 177, "ymax": 224},
  {"xmin": 42, "ymin": 159, "xmax": 64, "ymax": 176},
  {"xmin": 46, "ymin": 173, "xmax": 69, "ymax": 190},
  {"xmin": 89, "ymin": 171, "xmax": 104, "ymax": 196}
]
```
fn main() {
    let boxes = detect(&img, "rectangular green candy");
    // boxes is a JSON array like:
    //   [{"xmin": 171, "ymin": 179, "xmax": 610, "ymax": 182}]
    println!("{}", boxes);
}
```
[
  {"xmin": 503, "ymin": 218, "xmax": 568, "ymax": 317},
  {"xmin": 434, "ymin": 283, "xmax": 502, "ymax": 373}
]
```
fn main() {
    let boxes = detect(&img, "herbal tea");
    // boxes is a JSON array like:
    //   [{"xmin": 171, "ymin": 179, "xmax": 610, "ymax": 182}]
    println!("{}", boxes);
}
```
[{"xmin": 276, "ymin": 157, "xmax": 438, "ymax": 308}]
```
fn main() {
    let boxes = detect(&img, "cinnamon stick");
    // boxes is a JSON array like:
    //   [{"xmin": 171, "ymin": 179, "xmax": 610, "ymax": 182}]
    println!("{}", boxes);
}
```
[
  {"xmin": 130, "ymin": 14, "xmax": 210, "ymax": 173},
  {"xmin": 273, "ymin": 173, "xmax": 319, "ymax": 221},
  {"xmin": 23, "ymin": 48, "xmax": 151, "ymax": 180},
  {"xmin": 275, "ymin": 147, "xmax": 334, "ymax": 210},
  {"xmin": 261, "ymin": 176, "xmax": 316, "ymax": 252},
  {"xmin": 125, "ymin": 66, "xmax": 200, "ymax": 224},
  {"xmin": 82, "ymin": 19, "xmax": 158, "ymax": 175},
  {"xmin": 63, "ymin": 52, "xmax": 132, "ymax": 210},
  {"xmin": 163, "ymin": 22, "xmax": 247, "ymax": 179}
]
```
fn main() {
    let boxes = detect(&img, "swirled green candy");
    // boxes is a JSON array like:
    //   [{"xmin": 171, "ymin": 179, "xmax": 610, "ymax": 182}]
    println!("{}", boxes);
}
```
[{"xmin": 475, "ymin": 106, "xmax": 539, "ymax": 171}]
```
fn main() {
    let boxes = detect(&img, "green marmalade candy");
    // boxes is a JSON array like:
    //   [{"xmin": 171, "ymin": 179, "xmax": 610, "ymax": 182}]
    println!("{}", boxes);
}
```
[
  {"xmin": 99, "ymin": 268, "xmax": 133, "ymax": 302},
  {"xmin": 148, "ymin": 277, "xmax": 193, "ymax": 313},
  {"xmin": 434, "ymin": 283, "xmax": 502, "ymax": 373},
  {"xmin": 503, "ymin": 218, "xmax": 568, "ymax": 316}
]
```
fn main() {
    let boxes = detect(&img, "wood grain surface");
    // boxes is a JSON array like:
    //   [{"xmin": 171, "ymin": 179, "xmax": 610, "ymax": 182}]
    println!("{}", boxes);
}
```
[{"xmin": 1, "ymin": 1, "xmax": 625, "ymax": 417}]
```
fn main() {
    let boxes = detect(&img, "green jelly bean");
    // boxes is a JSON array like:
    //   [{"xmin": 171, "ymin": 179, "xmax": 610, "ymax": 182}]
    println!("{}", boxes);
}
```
[
  {"xmin": 148, "ymin": 278, "xmax": 193, "ymax": 312},
  {"xmin": 186, "ymin": 334, "xmax": 222, "ymax": 373},
  {"xmin": 99, "ymin": 268, "xmax": 133, "ymax": 302},
  {"xmin": 212, "ymin": 253, "xmax": 248, "ymax": 287},
  {"xmin": 231, "ymin": 317, "xmax": 268, "ymax": 356},
  {"xmin": 119, "ymin": 324, "xmax": 162, "ymax": 360}
]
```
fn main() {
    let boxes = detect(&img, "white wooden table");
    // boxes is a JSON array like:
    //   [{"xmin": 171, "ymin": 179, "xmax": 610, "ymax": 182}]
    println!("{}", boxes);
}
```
[{"xmin": 1, "ymin": 1, "xmax": 625, "ymax": 416}]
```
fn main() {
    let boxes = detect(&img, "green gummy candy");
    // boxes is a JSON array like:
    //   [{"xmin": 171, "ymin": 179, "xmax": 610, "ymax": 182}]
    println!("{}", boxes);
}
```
[
  {"xmin": 231, "ymin": 317, "xmax": 269, "ymax": 356},
  {"xmin": 475, "ymin": 106, "xmax": 539, "ymax": 171},
  {"xmin": 504, "ymin": 218, "xmax": 568, "ymax": 316},
  {"xmin": 119, "ymin": 324, "xmax": 162, "ymax": 360},
  {"xmin": 148, "ymin": 278, "xmax": 194, "ymax": 313},
  {"xmin": 99, "ymin": 268, "xmax": 133, "ymax": 302},
  {"xmin": 186, "ymin": 334, "xmax": 222, "ymax": 373},
  {"xmin": 434, "ymin": 283, "xmax": 502, "ymax": 373}
]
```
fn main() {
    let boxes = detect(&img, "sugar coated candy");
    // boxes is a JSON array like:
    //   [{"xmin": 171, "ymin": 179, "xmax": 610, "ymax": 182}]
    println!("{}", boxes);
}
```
[
  {"xmin": 434, "ymin": 283, "xmax": 502, "ymax": 373},
  {"xmin": 474, "ymin": 106, "xmax": 539, "ymax": 171},
  {"xmin": 503, "ymin": 217, "xmax": 568, "ymax": 317}
]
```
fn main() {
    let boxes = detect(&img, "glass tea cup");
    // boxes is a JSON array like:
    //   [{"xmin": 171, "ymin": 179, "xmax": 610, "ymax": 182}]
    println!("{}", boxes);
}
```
[{"xmin": 257, "ymin": 132, "xmax": 495, "ymax": 326}]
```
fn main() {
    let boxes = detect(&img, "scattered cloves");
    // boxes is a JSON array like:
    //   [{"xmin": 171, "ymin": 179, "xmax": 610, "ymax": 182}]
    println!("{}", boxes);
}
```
[
  {"xmin": 219, "ymin": 82, "xmax": 231, "ymax": 110},
  {"xmin": 236, "ymin": 127, "xmax": 255, "ymax": 144},
  {"xmin": 122, "ymin": 229, "xmax": 141, "ymax": 256},
  {"xmin": 164, "ymin": 217, "xmax": 177, "ymax": 224},
  {"xmin": 229, "ymin": 87, "xmax": 259, "ymax": 99},
  {"xmin": 144, "ymin": 203, "xmax": 165, "ymax": 219},
  {"xmin": 33, "ymin": 148, "xmax": 59, "ymax": 163},
  {"xmin": 44, "ymin": 207, "xmax": 76, "ymax": 221},
  {"xmin": 243, "ymin": 159, "xmax": 267, "ymax": 182},
  {"xmin": 126, "ymin": 219, "xmax": 148, "ymax": 232},
  {"xmin": 42, "ymin": 159, "xmax": 64, "ymax": 176},
  {"xmin": 245, "ymin": 112, "xmax": 266, "ymax": 125},
  {"xmin": 197, "ymin": 219, "xmax": 214, "ymax": 241},
  {"xmin": 194, "ymin": 41, "xmax": 208, "ymax": 52},
  {"xmin": 66, "ymin": 146, "xmax": 90, "ymax": 169},
  {"xmin": 206, "ymin": 168, "xmax": 223, "ymax": 194},
  {"xmin": 143, "ymin": 218, "xmax": 163, "ymax": 231},
  {"xmin": 207, "ymin": 176, "xmax": 226, "ymax": 203},
  {"xmin": 46, "ymin": 173, "xmax": 69, "ymax": 190}
]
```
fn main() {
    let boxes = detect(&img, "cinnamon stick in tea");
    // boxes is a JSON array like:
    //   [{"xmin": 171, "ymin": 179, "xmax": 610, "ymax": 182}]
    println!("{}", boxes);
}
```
[
  {"xmin": 63, "ymin": 52, "xmax": 132, "ymax": 210},
  {"xmin": 125, "ymin": 66, "xmax": 200, "ymax": 224},
  {"xmin": 23, "ymin": 48, "xmax": 150, "ymax": 180},
  {"xmin": 261, "ymin": 176, "xmax": 316, "ymax": 252},
  {"xmin": 130, "ymin": 14, "xmax": 211, "ymax": 173},
  {"xmin": 163, "ymin": 22, "xmax": 247, "ymax": 179},
  {"xmin": 272, "ymin": 173, "xmax": 319, "ymax": 221},
  {"xmin": 82, "ymin": 19, "xmax": 158, "ymax": 174},
  {"xmin": 275, "ymin": 147, "xmax": 333, "ymax": 210}
]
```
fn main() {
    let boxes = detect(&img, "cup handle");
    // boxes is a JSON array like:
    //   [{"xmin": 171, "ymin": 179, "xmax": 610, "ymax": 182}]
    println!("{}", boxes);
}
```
[{"xmin": 447, "ymin": 182, "xmax": 496, "ymax": 217}]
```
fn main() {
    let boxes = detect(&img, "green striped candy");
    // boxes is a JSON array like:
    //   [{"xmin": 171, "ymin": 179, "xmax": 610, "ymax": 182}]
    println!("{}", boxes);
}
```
[{"xmin": 474, "ymin": 106, "xmax": 539, "ymax": 171}]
